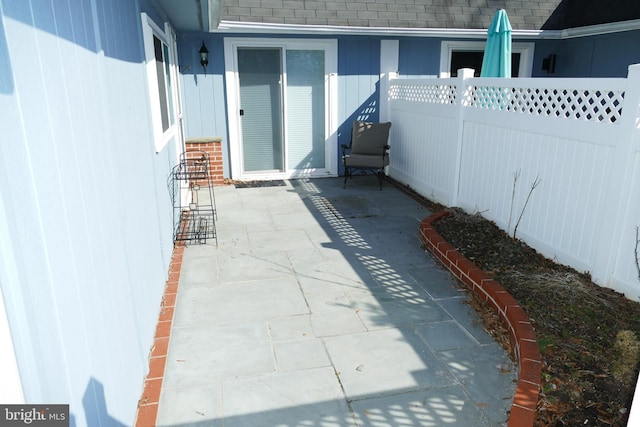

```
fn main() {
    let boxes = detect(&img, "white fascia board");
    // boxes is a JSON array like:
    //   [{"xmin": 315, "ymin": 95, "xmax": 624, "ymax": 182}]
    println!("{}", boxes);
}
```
[
  {"xmin": 214, "ymin": 19, "xmax": 640, "ymax": 40},
  {"xmin": 560, "ymin": 18, "xmax": 640, "ymax": 39},
  {"xmin": 208, "ymin": 0, "xmax": 222, "ymax": 31},
  {"xmin": 214, "ymin": 20, "xmax": 550, "ymax": 39}
]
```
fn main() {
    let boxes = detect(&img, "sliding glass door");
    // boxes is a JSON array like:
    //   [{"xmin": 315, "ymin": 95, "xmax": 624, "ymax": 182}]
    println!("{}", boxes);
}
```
[{"xmin": 226, "ymin": 39, "xmax": 337, "ymax": 179}]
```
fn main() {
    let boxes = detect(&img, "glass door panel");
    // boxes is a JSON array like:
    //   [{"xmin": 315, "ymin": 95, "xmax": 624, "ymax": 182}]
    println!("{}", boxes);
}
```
[
  {"xmin": 286, "ymin": 50, "xmax": 325, "ymax": 171},
  {"xmin": 237, "ymin": 48, "xmax": 284, "ymax": 172}
]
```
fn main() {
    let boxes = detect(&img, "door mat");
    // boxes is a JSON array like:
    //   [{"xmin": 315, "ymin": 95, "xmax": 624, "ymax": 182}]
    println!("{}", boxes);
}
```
[{"xmin": 234, "ymin": 180, "xmax": 287, "ymax": 189}]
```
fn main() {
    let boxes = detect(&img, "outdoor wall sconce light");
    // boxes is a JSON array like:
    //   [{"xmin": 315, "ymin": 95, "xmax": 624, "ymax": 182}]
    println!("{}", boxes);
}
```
[
  {"xmin": 199, "ymin": 41, "xmax": 209, "ymax": 74},
  {"xmin": 542, "ymin": 54, "xmax": 556, "ymax": 74}
]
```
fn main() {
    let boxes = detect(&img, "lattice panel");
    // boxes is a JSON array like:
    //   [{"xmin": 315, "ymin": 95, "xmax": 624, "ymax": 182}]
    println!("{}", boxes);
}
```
[
  {"xmin": 389, "ymin": 82, "xmax": 457, "ymax": 105},
  {"xmin": 471, "ymin": 86, "xmax": 625, "ymax": 123}
]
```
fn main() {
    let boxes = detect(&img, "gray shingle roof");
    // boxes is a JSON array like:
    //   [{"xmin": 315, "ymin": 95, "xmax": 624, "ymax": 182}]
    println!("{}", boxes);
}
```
[
  {"xmin": 221, "ymin": 0, "xmax": 568, "ymax": 30},
  {"xmin": 562, "ymin": 0, "xmax": 640, "ymax": 29}
]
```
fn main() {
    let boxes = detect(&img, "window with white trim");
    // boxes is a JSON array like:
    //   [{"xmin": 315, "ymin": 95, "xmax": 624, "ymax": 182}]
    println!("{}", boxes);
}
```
[
  {"xmin": 141, "ymin": 14, "xmax": 180, "ymax": 152},
  {"xmin": 439, "ymin": 41, "xmax": 535, "ymax": 78}
]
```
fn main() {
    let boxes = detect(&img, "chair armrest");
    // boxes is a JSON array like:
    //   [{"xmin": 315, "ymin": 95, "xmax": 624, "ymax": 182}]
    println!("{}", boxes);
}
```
[{"xmin": 341, "ymin": 143, "xmax": 351, "ymax": 156}]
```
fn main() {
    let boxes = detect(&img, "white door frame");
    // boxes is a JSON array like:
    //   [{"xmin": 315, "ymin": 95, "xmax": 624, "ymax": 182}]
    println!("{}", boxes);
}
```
[
  {"xmin": 224, "ymin": 37, "xmax": 338, "ymax": 180},
  {"xmin": 439, "ymin": 40, "xmax": 536, "ymax": 77}
]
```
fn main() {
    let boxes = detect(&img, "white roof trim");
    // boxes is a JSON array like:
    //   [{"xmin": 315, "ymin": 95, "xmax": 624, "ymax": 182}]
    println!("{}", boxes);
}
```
[
  {"xmin": 214, "ymin": 18, "xmax": 640, "ymax": 40},
  {"xmin": 560, "ymin": 18, "xmax": 640, "ymax": 38},
  {"xmin": 208, "ymin": 0, "xmax": 222, "ymax": 31},
  {"xmin": 214, "ymin": 20, "xmax": 547, "ymax": 38}
]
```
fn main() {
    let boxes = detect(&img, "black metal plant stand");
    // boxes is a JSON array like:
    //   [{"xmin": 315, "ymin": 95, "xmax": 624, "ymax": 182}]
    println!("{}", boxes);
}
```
[{"xmin": 171, "ymin": 150, "xmax": 217, "ymax": 245}]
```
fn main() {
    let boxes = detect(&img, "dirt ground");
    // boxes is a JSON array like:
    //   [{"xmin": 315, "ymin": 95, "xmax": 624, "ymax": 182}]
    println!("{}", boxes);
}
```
[{"xmin": 429, "ymin": 207, "xmax": 640, "ymax": 426}]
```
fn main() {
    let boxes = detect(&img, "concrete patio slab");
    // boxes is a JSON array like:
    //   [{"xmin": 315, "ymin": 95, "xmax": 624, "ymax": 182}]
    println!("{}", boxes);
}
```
[
  {"xmin": 436, "ymin": 297, "xmax": 499, "ymax": 346},
  {"xmin": 415, "ymin": 321, "xmax": 479, "ymax": 351},
  {"xmin": 438, "ymin": 344, "xmax": 516, "ymax": 425},
  {"xmin": 293, "ymin": 257, "xmax": 374, "ymax": 290},
  {"xmin": 172, "ymin": 277, "xmax": 309, "ymax": 326},
  {"xmin": 249, "ymin": 229, "xmax": 316, "ymax": 252},
  {"xmin": 273, "ymin": 339, "xmax": 331, "ymax": 371},
  {"xmin": 346, "ymin": 289, "xmax": 453, "ymax": 330},
  {"xmin": 345, "ymin": 280, "xmax": 430, "ymax": 304},
  {"xmin": 408, "ymin": 266, "xmax": 469, "ymax": 299},
  {"xmin": 271, "ymin": 210, "xmax": 328, "ymax": 230},
  {"xmin": 310, "ymin": 309, "xmax": 368, "ymax": 337},
  {"xmin": 350, "ymin": 385, "xmax": 493, "ymax": 427},
  {"xmin": 178, "ymin": 254, "xmax": 219, "ymax": 286},
  {"xmin": 268, "ymin": 314, "xmax": 314, "ymax": 341},
  {"xmin": 217, "ymin": 208, "xmax": 279, "ymax": 232},
  {"xmin": 301, "ymin": 285, "xmax": 362, "ymax": 312},
  {"xmin": 286, "ymin": 246, "xmax": 345, "ymax": 266},
  {"xmin": 162, "ymin": 321, "xmax": 274, "ymax": 389},
  {"xmin": 323, "ymin": 328, "xmax": 456, "ymax": 399},
  {"xmin": 215, "ymin": 251, "xmax": 293, "ymax": 283},
  {"xmin": 156, "ymin": 384, "xmax": 223, "ymax": 427},
  {"xmin": 153, "ymin": 177, "xmax": 517, "ymax": 427},
  {"xmin": 222, "ymin": 367, "xmax": 356, "ymax": 427}
]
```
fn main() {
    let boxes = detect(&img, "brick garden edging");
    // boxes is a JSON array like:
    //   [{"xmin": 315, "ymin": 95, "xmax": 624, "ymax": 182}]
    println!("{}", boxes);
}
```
[
  {"xmin": 420, "ymin": 210, "xmax": 541, "ymax": 427},
  {"xmin": 134, "ymin": 244, "xmax": 185, "ymax": 427},
  {"xmin": 134, "ymin": 142, "xmax": 221, "ymax": 425}
]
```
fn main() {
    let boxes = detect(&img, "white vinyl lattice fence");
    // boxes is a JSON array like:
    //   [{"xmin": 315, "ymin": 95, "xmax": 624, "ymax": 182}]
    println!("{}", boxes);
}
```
[
  {"xmin": 382, "ymin": 66, "xmax": 640, "ymax": 302},
  {"xmin": 389, "ymin": 81, "xmax": 458, "ymax": 105},
  {"xmin": 470, "ymin": 85, "xmax": 625, "ymax": 123}
]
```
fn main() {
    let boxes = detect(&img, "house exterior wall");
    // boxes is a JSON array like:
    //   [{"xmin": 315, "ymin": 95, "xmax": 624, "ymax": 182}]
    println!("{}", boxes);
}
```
[
  {"xmin": 395, "ymin": 32, "xmax": 640, "ymax": 79},
  {"xmin": 177, "ymin": 26, "xmax": 640, "ymax": 180},
  {"xmin": 532, "ymin": 30, "xmax": 640, "ymax": 77},
  {"xmin": 178, "ymin": 33, "xmax": 383, "ymax": 177},
  {"xmin": 178, "ymin": 33, "xmax": 229, "ymax": 176},
  {"xmin": 0, "ymin": 0, "xmax": 175, "ymax": 425},
  {"xmin": 182, "ymin": 27, "xmax": 640, "ymax": 178},
  {"xmin": 337, "ymin": 36, "xmax": 381, "ymax": 174},
  {"xmin": 397, "ymin": 37, "xmax": 441, "ymax": 77}
]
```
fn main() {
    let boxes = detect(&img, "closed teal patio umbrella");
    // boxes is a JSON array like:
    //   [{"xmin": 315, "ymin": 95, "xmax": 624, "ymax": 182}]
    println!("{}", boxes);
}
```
[{"xmin": 480, "ymin": 9, "xmax": 512, "ymax": 77}]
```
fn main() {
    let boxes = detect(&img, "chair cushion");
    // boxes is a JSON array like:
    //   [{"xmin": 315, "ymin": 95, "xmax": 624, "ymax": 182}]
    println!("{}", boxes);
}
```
[
  {"xmin": 343, "ymin": 153, "xmax": 389, "ymax": 168},
  {"xmin": 351, "ymin": 121, "xmax": 391, "ymax": 155}
]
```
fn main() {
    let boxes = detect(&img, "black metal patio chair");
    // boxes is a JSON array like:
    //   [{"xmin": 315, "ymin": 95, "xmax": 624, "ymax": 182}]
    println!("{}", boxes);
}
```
[{"xmin": 342, "ymin": 120, "xmax": 392, "ymax": 190}]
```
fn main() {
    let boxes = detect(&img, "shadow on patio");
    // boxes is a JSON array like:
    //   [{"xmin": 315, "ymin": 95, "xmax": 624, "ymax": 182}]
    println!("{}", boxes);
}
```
[{"xmin": 149, "ymin": 177, "xmax": 516, "ymax": 427}]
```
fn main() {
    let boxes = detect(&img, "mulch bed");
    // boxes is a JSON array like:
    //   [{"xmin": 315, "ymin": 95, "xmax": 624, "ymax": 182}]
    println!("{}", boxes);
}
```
[{"xmin": 432, "ymin": 207, "xmax": 640, "ymax": 426}]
